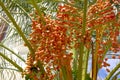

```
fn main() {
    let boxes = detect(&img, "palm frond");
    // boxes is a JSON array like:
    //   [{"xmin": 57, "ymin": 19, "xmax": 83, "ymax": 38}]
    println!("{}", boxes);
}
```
[{"xmin": 0, "ymin": 0, "xmax": 32, "ymax": 43}]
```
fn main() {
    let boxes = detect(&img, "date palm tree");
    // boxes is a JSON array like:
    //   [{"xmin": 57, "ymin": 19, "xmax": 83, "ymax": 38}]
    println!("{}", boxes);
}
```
[{"xmin": 0, "ymin": 0, "xmax": 120, "ymax": 80}]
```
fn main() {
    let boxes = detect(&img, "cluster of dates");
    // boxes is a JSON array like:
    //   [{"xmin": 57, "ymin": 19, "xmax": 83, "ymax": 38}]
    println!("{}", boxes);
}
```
[{"xmin": 25, "ymin": 0, "xmax": 120, "ymax": 79}]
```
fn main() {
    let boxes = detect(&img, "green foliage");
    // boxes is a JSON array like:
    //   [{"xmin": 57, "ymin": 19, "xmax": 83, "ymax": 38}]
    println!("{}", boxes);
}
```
[
  {"xmin": 25, "ymin": 74, "xmax": 34, "ymax": 80},
  {"xmin": 86, "ymin": 74, "xmax": 91, "ymax": 80}
]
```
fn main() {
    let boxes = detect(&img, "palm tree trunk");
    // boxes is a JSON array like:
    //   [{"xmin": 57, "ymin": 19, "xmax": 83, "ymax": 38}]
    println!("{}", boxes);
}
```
[{"xmin": 0, "ymin": 22, "xmax": 8, "ymax": 42}]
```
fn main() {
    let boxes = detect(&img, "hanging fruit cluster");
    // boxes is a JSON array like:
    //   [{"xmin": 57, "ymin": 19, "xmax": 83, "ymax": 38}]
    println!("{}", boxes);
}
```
[
  {"xmin": 24, "ymin": 0, "xmax": 120, "ymax": 79},
  {"xmin": 88, "ymin": 0, "xmax": 120, "ymax": 72}
]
